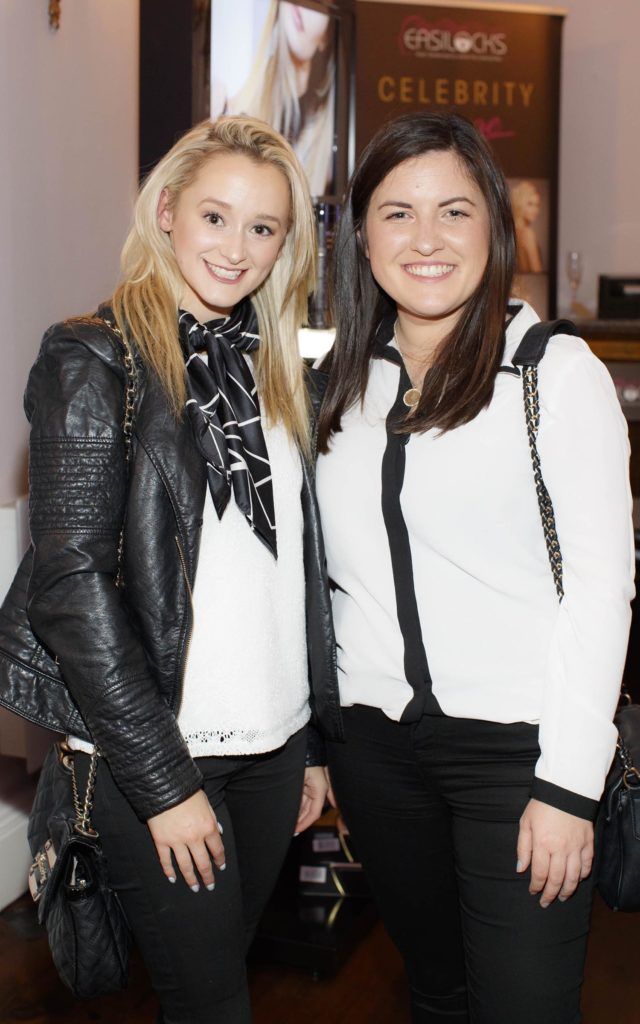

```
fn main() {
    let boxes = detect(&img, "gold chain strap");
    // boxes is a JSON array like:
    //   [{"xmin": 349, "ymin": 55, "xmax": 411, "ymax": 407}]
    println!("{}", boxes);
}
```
[
  {"xmin": 70, "ymin": 747, "xmax": 100, "ymax": 837},
  {"xmin": 522, "ymin": 365, "xmax": 564, "ymax": 601},
  {"xmin": 102, "ymin": 319, "xmax": 137, "ymax": 588},
  {"xmin": 66, "ymin": 318, "xmax": 138, "ymax": 836}
]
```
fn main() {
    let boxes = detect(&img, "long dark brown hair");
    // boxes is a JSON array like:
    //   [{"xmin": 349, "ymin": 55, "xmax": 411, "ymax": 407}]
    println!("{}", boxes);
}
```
[{"xmin": 317, "ymin": 112, "xmax": 516, "ymax": 452}]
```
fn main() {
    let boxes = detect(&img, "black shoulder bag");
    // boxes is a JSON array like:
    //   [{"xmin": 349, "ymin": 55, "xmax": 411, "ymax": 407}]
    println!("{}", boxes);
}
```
[
  {"xmin": 23, "ymin": 318, "xmax": 136, "ymax": 996},
  {"xmin": 512, "ymin": 319, "xmax": 640, "ymax": 913}
]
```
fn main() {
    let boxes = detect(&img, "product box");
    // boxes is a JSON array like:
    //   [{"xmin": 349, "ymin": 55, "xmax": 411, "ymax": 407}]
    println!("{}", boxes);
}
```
[
  {"xmin": 295, "ymin": 826, "xmax": 370, "ymax": 898},
  {"xmin": 598, "ymin": 276, "xmax": 640, "ymax": 320}
]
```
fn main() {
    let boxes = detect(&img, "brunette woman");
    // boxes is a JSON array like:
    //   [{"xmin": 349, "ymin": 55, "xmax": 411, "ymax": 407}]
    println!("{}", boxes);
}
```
[
  {"xmin": 316, "ymin": 112, "xmax": 633, "ymax": 1023},
  {"xmin": 23, "ymin": 116, "xmax": 340, "ymax": 1024}
]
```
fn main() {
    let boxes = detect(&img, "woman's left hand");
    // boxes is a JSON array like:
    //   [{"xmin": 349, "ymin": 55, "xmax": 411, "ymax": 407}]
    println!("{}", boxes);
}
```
[
  {"xmin": 516, "ymin": 798, "xmax": 594, "ymax": 907},
  {"xmin": 295, "ymin": 766, "xmax": 329, "ymax": 834}
]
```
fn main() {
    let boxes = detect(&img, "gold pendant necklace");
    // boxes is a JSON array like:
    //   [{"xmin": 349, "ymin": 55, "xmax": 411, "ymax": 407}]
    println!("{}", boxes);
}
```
[
  {"xmin": 394, "ymin": 326, "xmax": 422, "ymax": 409},
  {"xmin": 403, "ymin": 387, "xmax": 421, "ymax": 409}
]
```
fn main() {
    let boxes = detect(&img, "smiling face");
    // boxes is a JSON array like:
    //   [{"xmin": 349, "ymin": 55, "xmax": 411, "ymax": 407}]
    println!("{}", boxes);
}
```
[
  {"xmin": 364, "ymin": 149, "xmax": 491, "ymax": 340},
  {"xmin": 158, "ymin": 152, "xmax": 290, "ymax": 322},
  {"xmin": 280, "ymin": 2, "xmax": 330, "ymax": 63}
]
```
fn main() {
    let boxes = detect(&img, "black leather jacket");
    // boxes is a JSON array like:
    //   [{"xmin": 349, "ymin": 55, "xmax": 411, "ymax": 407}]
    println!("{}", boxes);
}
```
[{"xmin": 22, "ymin": 314, "xmax": 342, "ymax": 821}]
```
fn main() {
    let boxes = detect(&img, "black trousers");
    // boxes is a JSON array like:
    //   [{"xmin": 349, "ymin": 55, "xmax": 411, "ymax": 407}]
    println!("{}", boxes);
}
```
[
  {"xmin": 327, "ymin": 706, "xmax": 593, "ymax": 1024},
  {"xmin": 76, "ymin": 726, "xmax": 307, "ymax": 1024}
]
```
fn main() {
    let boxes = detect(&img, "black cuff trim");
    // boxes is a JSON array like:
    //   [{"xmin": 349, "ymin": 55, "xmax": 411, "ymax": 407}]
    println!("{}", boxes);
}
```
[
  {"xmin": 305, "ymin": 723, "xmax": 326, "ymax": 768},
  {"xmin": 530, "ymin": 778, "xmax": 599, "ymax": 822}
]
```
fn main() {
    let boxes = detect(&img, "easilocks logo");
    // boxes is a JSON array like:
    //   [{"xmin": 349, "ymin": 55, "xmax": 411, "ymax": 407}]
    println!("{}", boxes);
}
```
[{"xmin": 399, "ymin": 17, "xmax": 508, "ymax": 61}]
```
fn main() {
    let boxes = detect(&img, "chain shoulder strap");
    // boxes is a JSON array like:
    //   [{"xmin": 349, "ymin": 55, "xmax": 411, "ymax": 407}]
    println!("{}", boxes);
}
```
[
  {"xmin": 69, "ymin": 742, "xmax": 100, "ymax": 837},
  {"xmin": 521, "ymin": 364, "xmax": 564, "ymax": 601},
  {"xmin": 99, "ymin": 318, "xmax": 138, "ymax": 589},
  {"xmin": 100, "ymin": 318, "xmax": 137, "ymax": 467}
]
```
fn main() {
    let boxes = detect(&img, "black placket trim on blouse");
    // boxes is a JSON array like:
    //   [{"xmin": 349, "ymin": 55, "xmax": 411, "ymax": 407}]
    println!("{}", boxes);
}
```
[
  {"xmin": 372, "ymin": 304, "xmax": 520, "ymax": 721},
  {"xmin": 374, "ymin": 332, "xmax": 442, "ymax": 722}
]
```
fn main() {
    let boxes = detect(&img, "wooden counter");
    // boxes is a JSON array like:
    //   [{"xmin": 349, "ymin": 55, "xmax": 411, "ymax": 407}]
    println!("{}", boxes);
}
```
[{"xmin": 576, "ymin": 318, "xmax": 640, "ymax": 360}]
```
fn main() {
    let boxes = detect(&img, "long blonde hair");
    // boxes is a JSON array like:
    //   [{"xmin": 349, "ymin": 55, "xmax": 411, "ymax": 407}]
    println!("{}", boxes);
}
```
[
  {"xmin": 232, "ymin": 0, "xmax": 334, "ymax": 197},
  {"xmin": 509, "ymin": 180, "xmax": 540, "ymax": 227},
  {"xmin": 111, "ymin": 116, "xmax": 316, "ymax": 451}
]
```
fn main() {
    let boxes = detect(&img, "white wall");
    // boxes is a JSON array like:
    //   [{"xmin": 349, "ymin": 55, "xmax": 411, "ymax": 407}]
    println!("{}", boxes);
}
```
[
  {"xmin": 0, "ymin": 0, "xmax": 139, "ymax": 505},
  {"xmin": 506, "ymin": 0, "xmax": 640, "ymax": 314}
]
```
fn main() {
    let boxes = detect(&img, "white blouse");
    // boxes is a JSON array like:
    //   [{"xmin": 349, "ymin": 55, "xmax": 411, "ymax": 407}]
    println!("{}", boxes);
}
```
[{"xmin": 315, "ymin": 301, "xmax": 635, "ymax": 805}]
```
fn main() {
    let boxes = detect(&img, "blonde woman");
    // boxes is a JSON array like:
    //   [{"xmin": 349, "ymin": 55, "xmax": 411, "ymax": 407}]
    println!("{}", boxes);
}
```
[
  {"xmin": 511, "ymin": 179, "xmax": 544, "ymax": 274},
  {"xmin": 23, "ymin": 117, "xmax": 341, "ymax": 1024},
  {"xmin": 213, "ymin": 0, "xmax": 334, "ymax": 196}
]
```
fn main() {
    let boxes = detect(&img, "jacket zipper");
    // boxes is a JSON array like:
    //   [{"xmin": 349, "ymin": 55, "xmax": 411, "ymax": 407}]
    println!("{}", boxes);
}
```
[
  {"xmin": 174, "ymin": 533, "xmax": 194, "ymax": 719},
  {"xmin": 310, "ymin": 396, "xmax": 344, "ymax": 739},
  {"xmin": 311, "ymin": 401, "xmax": 321, "ymax": 468}
]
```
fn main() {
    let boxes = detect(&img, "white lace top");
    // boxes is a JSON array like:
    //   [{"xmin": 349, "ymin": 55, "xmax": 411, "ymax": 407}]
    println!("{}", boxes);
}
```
[{"xmin": 177, "ymin": 418, "xmax": 310, "ymax": 757}]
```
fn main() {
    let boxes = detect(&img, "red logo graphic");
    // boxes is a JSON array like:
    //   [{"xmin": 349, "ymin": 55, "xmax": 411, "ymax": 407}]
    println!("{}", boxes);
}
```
[{"xmin": 474, "ymin": 117, "xmax": 516, "ymax": 142}]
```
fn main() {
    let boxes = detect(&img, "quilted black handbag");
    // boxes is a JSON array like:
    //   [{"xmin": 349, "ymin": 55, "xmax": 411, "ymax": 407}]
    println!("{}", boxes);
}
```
[
  {"xmin": 596, "ymin": 701, "xmax": 640, "ymax": 911},
  {"xmin": 513, "ymin": 319, "xmax": 640, "ymax": 913},
  {"xmin": 28, "ymin": 741, "xmax": 131, "ymax": 997}
]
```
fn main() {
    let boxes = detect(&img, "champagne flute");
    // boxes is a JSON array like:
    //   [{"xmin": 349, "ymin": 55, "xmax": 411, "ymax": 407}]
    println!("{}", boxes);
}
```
[{"xmin": 566, "ymin": 250, "xmax": 583, "ymax": 313}]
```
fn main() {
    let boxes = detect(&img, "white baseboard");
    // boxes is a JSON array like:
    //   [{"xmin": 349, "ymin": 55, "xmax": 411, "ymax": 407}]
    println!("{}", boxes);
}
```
[
  {"xmin": 0, "ymin": 496, "xmax": 28, "ymax": 598},
  {"xmin": 0, "ymin": 800, "xmax": 30, "ymax": 911}
]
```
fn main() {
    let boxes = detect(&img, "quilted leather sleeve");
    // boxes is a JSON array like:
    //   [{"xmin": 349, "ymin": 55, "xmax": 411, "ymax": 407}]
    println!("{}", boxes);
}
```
[{"xmin": 24, "ymin": 324, "xmax": 202, "ymax": 820}]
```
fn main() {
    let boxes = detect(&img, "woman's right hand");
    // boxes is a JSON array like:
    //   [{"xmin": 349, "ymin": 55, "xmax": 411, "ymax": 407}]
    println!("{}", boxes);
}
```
[{"xmin": 147, "ymin": 789, "xmax": 226, "ymax": 891}]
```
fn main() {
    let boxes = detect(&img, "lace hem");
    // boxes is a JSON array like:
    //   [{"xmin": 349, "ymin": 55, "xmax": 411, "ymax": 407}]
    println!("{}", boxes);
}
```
[{"xmin": 182, "ymin": 709, "xmax": 310, "ymax": 758}]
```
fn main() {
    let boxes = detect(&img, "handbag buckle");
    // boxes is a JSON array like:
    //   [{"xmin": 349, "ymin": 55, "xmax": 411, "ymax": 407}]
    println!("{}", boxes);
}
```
[
  {"xmin": 57, "ymin": 739, "xmax": 75, "ymax": 773},
  {"xmin": 623, "ymin": 766, "xmax": 640, "ymax": 789},
  {"xmin": 73, "ymin": 823, "xmax": 99, "ymax": 839}
]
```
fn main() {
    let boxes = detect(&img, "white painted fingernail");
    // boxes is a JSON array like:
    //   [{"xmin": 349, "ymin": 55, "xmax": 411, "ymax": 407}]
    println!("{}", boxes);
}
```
[
  {"xmin": 167, "ymin": 875, "xmax": 176, "ymax": 884},
  {"xmin": 219, "ymin": 862, "xmax": 226, "ymax": 871},
  {"xmin": 516, "ymin": 860, "xmax": 523, "ymax": 872},
  {"xmin": 191, "ymin": 884, "xmax": 200, "ymax": 893},
  {"xmin": 206, "ymin": 882, "xmax": 215, "ymax": 891},
  {"xmin": 218, "ymin": 822, "xmax": 224, "ymax": 835},
  {"xmin": 293, "ymin": 832, "xmax": 300, "ymax": 838}
]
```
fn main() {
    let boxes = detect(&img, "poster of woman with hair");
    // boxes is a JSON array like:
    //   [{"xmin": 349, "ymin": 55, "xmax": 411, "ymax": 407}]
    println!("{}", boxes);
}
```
[
  {"xmin": 509, "ymin": 177, "xmax": 550, "ymax": 317},
  {"xmin": 211, "ymin": 0, "xmax": 336, "ymax": 198}
]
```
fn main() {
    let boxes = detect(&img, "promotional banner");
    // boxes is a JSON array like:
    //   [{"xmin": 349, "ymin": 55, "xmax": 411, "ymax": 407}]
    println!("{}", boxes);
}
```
[{"xmin": 355, "ymin": 2, "xmax": 565, "ymax": 316}]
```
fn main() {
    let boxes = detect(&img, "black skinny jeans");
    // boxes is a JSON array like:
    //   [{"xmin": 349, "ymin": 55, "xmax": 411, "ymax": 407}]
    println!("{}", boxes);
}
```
[
  {"xmin": 76, "ymin": 726, "xmax": 307, "ymax": 1024},
  {"xmin": 327, "ymin": 706, "xmax": 593, "ymax": 1024}
]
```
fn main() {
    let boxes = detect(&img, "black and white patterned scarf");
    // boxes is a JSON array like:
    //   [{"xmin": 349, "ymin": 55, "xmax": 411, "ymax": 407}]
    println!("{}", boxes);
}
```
[{"xmin": 178, "ymin": 301, "xmax": 277, "ymax": 558}]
